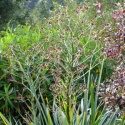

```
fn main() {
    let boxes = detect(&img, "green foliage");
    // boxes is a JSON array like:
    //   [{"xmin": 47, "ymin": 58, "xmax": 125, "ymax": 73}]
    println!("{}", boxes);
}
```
[
  {"xmin": 0, "ymin": 0, "xmax": 13, "ymax": 24},
  {"xmin": 0, "ymin": 0, "xmax": 27, "ymax": 28},
  {"xmin": 0, "ymin": 25, "xmax": 42, "ymax": 51}
]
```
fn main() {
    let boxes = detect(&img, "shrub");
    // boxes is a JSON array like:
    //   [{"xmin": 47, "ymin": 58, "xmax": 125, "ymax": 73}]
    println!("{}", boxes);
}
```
[{"xmin": 98, "ymin": 2, "xmax": 125, "ymax": 121}]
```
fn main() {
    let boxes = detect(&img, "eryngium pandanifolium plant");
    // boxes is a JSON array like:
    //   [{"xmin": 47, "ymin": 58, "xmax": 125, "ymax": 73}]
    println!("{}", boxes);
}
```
[
  {"xmin": 0, "ymin": 61, "xmax": 121, "ymax": 125},
  {"xmin": 0, "ymin": 56, "xmax": 118, "ymax": 125},
  {"xmin": 0, "ymin": 0, "xmax": 118, "ymax": 124}
]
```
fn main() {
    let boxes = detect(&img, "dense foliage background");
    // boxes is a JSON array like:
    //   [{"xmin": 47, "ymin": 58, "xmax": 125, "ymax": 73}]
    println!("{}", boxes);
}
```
[{"xmin": 0, "ymin": 0, "xmax": 121, "ymax": 28}]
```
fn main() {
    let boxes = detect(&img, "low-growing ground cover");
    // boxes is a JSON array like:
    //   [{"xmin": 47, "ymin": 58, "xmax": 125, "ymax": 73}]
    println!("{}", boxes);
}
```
[{"xmin": 0, "ymin": 0, "xmax": 125, "ymax": 125}]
